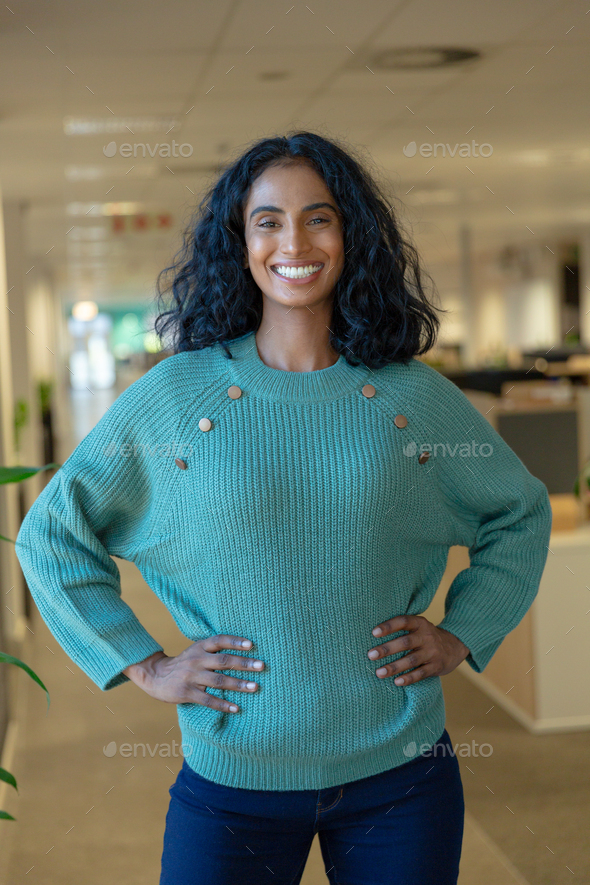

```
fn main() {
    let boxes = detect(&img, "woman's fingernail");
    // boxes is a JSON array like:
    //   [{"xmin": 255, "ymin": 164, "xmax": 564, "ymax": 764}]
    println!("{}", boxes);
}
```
[
  {"xmin": 241, "ymin": 640, "xmax": 252, "ymax": 648},
  {"xmin": 246, "ymin": 682, "xmax": 257, "ymax": 690},
  {"xmin": 229, "ymin": 705, "xmax": 239, "ymax": 712},
  {"xmin": 372, "ymin": 627, "xmax": 382, "ymax": 637},
  {"xmin": 368, "ymin": 650, "xmax": 379, "ymax": 659},
  {"xmin": 376, "ymin": 667, "xmax": 387, "ymax": 676}
]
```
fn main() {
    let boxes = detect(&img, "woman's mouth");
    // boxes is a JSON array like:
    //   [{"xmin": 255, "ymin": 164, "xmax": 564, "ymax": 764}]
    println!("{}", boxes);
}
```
[{"xmin": 270, "ymin": 263, "xmax": 324, "ymax": 283}]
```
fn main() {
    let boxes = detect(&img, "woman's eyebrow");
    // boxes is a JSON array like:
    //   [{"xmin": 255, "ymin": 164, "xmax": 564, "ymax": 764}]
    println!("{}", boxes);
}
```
[{"xmin": 248, "ymin": 201, "xmax": 338, "ymax": 220}]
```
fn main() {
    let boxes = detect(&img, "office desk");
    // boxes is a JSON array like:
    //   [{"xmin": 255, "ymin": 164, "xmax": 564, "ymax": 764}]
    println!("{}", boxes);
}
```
[{"xmin": 425, "ymin": 529, "xmax": 590, "ymax": 734}]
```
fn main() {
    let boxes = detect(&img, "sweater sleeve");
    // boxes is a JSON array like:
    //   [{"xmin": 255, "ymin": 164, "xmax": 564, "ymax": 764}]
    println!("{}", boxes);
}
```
[
  {"xmin": 416, "ymin": 363, "xmax": 553, "ymax": 673},
  {"xmin": 15, "ymin": 369, "xmax": 166, "ymax": 691}
]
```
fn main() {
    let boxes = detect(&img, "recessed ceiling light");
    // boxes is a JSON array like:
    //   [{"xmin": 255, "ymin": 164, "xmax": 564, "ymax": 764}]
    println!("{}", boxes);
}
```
[
  {"xmin": 63, "ymin": 117, "xmax": 179, "ymax": 135},
  {"xmin": 513, "ymin": 150, "xmax": 551, "ymax": 167},
  {"xmin": 361, "ymin": 47, "xmax": 481, "ymax": 71},
  {"xmin": 512, "ymin": 148, "xmax": 590, "ymax": 166},
  {"xmin": 65, "ymin": 165, "xmax": 158, "ymax": 181},
  {"xmin": 161, "ymin": 162, "xmax": 225, "ymax": 175}
]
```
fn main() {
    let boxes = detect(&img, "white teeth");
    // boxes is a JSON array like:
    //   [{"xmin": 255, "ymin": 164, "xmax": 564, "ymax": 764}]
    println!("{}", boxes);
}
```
[{"xmin": 273, "ymin": 264, "xmax": 322, "ymax": 279}]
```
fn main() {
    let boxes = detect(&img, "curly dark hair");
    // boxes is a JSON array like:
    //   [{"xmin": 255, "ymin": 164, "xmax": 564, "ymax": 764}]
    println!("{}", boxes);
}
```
[{"xmin": 153, "ymin": 130, "xmax": 446, "ymax": 369}]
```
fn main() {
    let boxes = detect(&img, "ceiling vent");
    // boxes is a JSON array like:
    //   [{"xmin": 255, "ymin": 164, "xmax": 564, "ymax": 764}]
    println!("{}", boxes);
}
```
[{"xmin": 354, "ymin": 47, "xmax": 481, "ymax": 71}]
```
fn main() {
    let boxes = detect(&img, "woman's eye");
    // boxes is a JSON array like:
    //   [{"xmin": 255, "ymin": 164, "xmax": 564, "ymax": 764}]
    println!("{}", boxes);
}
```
[{"xmin": 257, "ymin": 217, "xmax": 329, "ymax": 228}]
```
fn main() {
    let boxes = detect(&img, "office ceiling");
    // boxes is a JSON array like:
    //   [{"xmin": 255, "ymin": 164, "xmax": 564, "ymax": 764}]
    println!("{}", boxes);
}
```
[{"xmin": 0, "ymin": 0, "xmax": 588, "ymax": 300}]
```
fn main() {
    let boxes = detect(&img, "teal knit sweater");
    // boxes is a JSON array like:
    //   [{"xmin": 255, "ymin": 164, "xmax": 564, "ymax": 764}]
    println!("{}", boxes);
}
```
[{"xmin": 15, "ymin": 329, "xmax": 552, "ymax": 790}]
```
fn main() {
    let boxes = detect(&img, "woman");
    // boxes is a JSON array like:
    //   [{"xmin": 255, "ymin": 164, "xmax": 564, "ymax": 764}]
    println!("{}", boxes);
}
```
[{"xmin": 16, "ymin": 131, "xmax": 552, "ymax": 885}]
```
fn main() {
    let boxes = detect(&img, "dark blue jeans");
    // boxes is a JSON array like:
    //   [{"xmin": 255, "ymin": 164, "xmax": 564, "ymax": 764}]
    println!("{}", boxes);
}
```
[{"xmin": 159, "ymin": 727, "xmax": 464, "ymax": 885}]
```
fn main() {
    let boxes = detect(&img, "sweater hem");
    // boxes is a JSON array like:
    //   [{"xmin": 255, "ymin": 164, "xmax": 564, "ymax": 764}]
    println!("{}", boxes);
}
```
[{"xmin": 178, "ymin": 703, "xmax": 447, "ymax": 791}]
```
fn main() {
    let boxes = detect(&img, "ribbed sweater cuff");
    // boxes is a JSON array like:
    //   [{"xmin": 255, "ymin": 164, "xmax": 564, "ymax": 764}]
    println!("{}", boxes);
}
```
[
  {"xmin": 436, "ymin": 609, "xmax": 506, "ymax": 673},
  {"xmin": 77, "ymin": 622, "xmax": 164, "ymax": 690}
]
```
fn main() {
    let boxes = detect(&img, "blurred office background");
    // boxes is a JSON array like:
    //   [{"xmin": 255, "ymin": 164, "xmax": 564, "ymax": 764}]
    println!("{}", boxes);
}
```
[{"xmin": 0, "ymin": 1, "xmax": 589, "ymax": 882}]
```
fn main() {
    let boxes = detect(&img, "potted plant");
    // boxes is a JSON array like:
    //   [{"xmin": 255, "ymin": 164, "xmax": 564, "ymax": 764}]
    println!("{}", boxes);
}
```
[{"xmin": 0, "ymin": 464, "xmax": 56, "ymax": 820}]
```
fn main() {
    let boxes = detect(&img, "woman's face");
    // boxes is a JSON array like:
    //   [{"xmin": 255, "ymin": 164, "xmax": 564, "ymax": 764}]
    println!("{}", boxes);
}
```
[{"xmin": 242, "ymin": 160, "xmax": 345, "ymax": 312}]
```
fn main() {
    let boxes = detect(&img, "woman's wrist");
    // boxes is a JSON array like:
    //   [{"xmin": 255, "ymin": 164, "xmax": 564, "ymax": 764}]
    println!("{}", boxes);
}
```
[
  {"xmin": 123, "ymin": 651, "xmax": 168, "ymax": 688},
  {"xmin": 437, "ymin": 627, "xmax": 470, "ymax": 662}
]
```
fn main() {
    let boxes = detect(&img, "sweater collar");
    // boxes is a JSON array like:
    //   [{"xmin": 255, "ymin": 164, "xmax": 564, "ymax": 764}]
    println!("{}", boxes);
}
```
[{"xmin": 223, "ymin": 330, "xmax": 372, "ymax": 404}]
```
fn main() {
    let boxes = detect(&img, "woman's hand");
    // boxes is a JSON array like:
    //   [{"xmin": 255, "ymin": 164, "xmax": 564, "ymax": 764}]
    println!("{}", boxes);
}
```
[
  {"xmin": 123, "ymin": 635, "xmax": 265, "ymax": 713},
  {"xmin": 368, "ymin": 615, "xmax": 470, "ymax": 686}
]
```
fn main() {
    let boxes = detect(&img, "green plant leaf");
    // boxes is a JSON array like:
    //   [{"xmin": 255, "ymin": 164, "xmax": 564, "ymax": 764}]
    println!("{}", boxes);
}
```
[
  {"xmin": 0, "ymin": 533, "xmax": 15, "ymax": 544},
  {"xmin": 0, "ymin": 810, "xmax": 16, "ymax": 821},
  {"xmin": 0, "ymin": 768, "xmax": 17, "ymax": 791},
  {"xmin": 0, "ymin": 464, "xmax": 60, "ymax": 485},
  {"xmin": 0, "ymin": 653, "xmax": 49, "ymax": 709},
  {"xmin": 37, "ymin": 380, "xmax": 54, "ymax": 415}
]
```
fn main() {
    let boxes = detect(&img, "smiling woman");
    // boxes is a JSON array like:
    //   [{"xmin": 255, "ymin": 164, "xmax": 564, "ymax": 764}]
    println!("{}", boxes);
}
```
[
  {"xmin": 15, "ymin": 131, "xmax": 553, "ymax": 885},
  {"xmin": 153, "ymin": 130, "xmax": 441, "ymax": 368}
]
